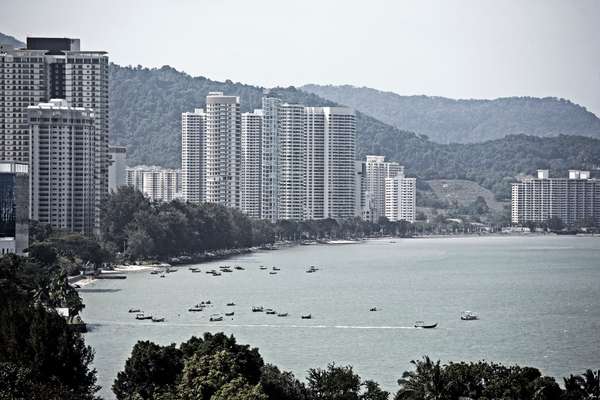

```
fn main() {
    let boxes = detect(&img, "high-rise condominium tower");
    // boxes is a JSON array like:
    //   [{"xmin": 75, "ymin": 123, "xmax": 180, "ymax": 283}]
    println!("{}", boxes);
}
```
[
  {"xmin": 305, "ymin": 107, "xmax": 356, "ymax": 219},
  {"xmin": 278, "ymin": 104, "xmax": 306, "ymax": 220},
  {"xmin": 384, "ymin": 175, "xmax": 416, "ymax": 223},
  {"xmin": 181, "ymin": 109, "xmax": 206, "ymax": 203},
  {"xmin": 28, "ymin": 100, "xmax": 96, "ymax": 235},
  {"xmin": 511, "ymin": 169, "xmax": 600, "ymax": 225},
  {"xmin": 0, "ymin": 38, "xmax": 109, "ymax": 232},
  {"xmin": 126, "ymin": 165, "xmax": 181, "ymax": 203},
  {"xmin": 108, "ymin": 145, "xmax": 127, "ymax": 192},
  {"xmin": 363, "ymin": 155, "xmax": 404, "ymax": 221},
  {"xmin": 241, "ymin": 109, "xmax": 263, "ymax": 219},
  {"xmin": 204, "ymin": 92, "xmax": 241, "ymax": 208},
  {"xmin": 260, "ymin": 96, "xmax": 282, "ymax": 221}
]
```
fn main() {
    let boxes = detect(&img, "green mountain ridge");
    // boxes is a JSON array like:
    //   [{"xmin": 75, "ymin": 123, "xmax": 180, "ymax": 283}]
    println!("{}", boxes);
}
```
[{"xmin": 301, "ymin": 84, "xmax": 600, "ymax": 144}]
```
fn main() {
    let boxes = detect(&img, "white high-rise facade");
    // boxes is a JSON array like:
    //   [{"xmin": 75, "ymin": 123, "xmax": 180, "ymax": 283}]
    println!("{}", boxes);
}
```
[
  {"xmin": 385, "ymin": 175, "xmax": 416, "ymax": 223},
  {"xmin": 180, "ymin": 95, "xmax": 356, "ymax": 221},
  {"xmin": 181, "ymin": 109, "xmax": 206, "ymax": 203},
  {"xmin": 241, "ymin": 109, "xmax": 263, "ymax": 219},
  {"xmin": 204, "ymin": 92, "xmax": 241, "ymax": 208},
  {"xmin": 108, "ymin": 145, "xmax": 127, "ymax": 192},
  {"xmin": 362, "ymin": 155, "xmax": 404, "ymax": 221},
  {"xmin": 511, "ymin": 169, "xmax": 600, "ymax": 225},
  {"xmin": 126, "ymin": 165, "xmax": 181, "ymax": 203},
  {"xmin": 260, "ymin": 96, "xmax": 281, "ymax": 221},
  {"xmin": 28, "ymin": 100, "xmax": 96, "ymax": 235},
  {"xmin": 278, "ymin": 104, "xmax": 306, "ymax": 220}
]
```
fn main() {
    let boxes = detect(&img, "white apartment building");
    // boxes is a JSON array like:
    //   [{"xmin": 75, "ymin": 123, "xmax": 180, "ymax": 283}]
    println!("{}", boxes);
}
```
[
  {"xmin": 108, "ymin": 145, "xmax": 127, "ymax": 192},
  {"xmin": 278, "ymin": 104, "xmax": 306, "ymax": 220},
  {"xmin": 362, "ymin": 155, "xmax": 404, "ymax": 221},
  {"xmin": 241, "ymin": 109, "xmax": 263, "ymax": 219},
  {"xmin": 305, "ymin": 107, "xmax": 356, "ymax": 220},
  {"xmin": 260, "ymin": 96, "xmax": 281, "ymax": 221},
  {"xmin": 385, "ymin": 175, "xmax": 416, "ymax": 223},
  {"xmin": 126, "ymin": 165, "xmax": 181, "ymax": 202},
  {"xmin": 511, "ymin": 169, "xmax": 600, "ymax": 226},
  {"xmin": 28, "ymin": 100, "xmax": 96, "ymax": 235},
  {"xmin": 204, "ymin": 92, "xmax": 241, "ymax": 208},
  {"xmin": 181, "ymin": 109, "xmax": 206, "ymax": 203}
]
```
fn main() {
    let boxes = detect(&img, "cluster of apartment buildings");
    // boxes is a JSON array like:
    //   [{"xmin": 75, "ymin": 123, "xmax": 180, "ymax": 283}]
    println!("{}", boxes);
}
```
[
  {"xmin": 357, "ymin": 156, "xmax": 416, "ymax": 223},
  {"xmin": 1, "ymin": 37, "xmax": 109, "ymax": 251},
  {"xmin": 511, "ymin": 169, "xmax": 600, "ymax": 226},
  {"xmin": 181, "ymin": 92, "xmax": 416, "ymax": 222},
  {"xmin": 126, "ymin": 165, "xmax": 182, "ymax": 203},
  {"xmin": 181, "ymin": 93, "xmax": 359, "ymax": 221}
]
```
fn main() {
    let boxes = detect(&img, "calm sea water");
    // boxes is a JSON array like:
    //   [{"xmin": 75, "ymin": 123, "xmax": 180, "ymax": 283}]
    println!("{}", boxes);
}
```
[{"xmin": 80, "ymin": 236, "xmax": 600, "ymax": 398}]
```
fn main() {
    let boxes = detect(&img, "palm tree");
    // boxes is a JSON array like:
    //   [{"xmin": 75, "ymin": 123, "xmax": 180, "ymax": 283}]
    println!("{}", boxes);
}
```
[{"xmin": 395, "ymin": 356, "xmax": 451, "ymax": 400}]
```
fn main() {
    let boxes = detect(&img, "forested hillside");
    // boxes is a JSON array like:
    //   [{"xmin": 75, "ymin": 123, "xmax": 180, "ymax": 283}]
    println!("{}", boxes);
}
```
[
  {"xmin": 109, "ymin": 64, "xmax": 600, "ymax": 199},
  {"xmin": 302, "ymin": 84, "xmax": 600, "ymax": 143}
]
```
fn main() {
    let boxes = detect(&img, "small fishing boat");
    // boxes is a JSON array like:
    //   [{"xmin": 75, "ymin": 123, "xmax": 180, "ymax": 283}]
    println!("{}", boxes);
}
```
[
  {"xmin": 277, "ymin": 312, "xmax": 288, "ymax": 317},
  {"xmin": 209, "ymin": 314, "xmax": 223, "ymax": 322},
  {"xmin": 259, "ymin": 266, "xmax": 268, "ymax": 270},
  {"xmin": 272, "ymin": 266, "xmax": 280, "ymax": 271},
  {"xmin": 128, "ymin": 308, "xmax": 141, "ymax": 313},
  {"xmin": 150, "ymin": 270, "xmax": 159, "ymax": 275},
  {"xmin": 252, "ymin": 306, "xmax": 264, "ymax": 312},
  {"xmin": 234, "ymin": 266, "xmax": 244, "ymax": 270},
  {"xmin": 269, "ymin": 271, "xmax": 278, "ymax": 275},
  {"xmin": 266, "ymin": 309, "xmax": 276, "ymax": 315},
  {"xmin": 135, "ymin": 313, "xmax": 152, "ymax": 320},
  {"xmin": 226, "ymin": 302, "xmax": 235, "ymax": 306},
  {"xmin": 225, "ymin": 311, "xmax": 234, "ymax": 317},
  {"xmin": 301, "ymin": 314, "xmax": 312, "ymax": 319},
  {"xmin": 369, "ymin": 307, "xmax": 378, "ymax": 312},
  {"xmin": 160, "ymin": 274, "xmax": 166, "ymax": 278},
  {"xmin": 221, "ymin": 268, "xmax": 233, "ymax": 273},
  {"xmin": 188, "ymin": 306, "xmax": 203, "ymax": 312},
  {"xmin": 306, "ymin": 266, "xmax": 319, "ymax": 273},
  {"xmin": 152, "ymin": 317, "xmax": 165, "ymax": 322},
  {"xmin": 414, "ymin": 321, "xmax": 437, "ymax": 329},
  {"xmin": 460, "ymin": 311, "xmax": 479, "ymax": 320},
  {"xmin": 212, "ymin": 272, "xmax": 222, "ymax": 276},
  {"xmin": 205, "ymin": 300, "xmax": 211, "ymax": 305}
]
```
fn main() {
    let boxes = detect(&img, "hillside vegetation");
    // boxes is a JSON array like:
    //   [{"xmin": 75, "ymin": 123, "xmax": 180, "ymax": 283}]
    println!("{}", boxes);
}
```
[
  {"xmin": 109, "ymin": 64, "xmax": 600, "ymax": 199},
  {"xmin": 302, "ymin": 84, "xmax": 600, "ymax": 143}
]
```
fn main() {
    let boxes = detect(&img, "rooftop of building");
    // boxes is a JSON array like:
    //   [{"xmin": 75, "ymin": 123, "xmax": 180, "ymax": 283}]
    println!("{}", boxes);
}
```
[{"xmin": 27, "ymin": 99, "xmax": 93, "ymax": 113}]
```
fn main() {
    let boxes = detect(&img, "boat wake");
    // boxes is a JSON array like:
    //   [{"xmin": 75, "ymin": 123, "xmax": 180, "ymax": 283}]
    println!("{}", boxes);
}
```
[{"xmin": 86, "ymin": 320, "xmax": 420, "ymax": 330}]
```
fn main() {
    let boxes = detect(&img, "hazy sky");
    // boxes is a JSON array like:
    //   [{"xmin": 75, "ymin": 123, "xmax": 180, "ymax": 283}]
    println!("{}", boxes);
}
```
[{"xmin": 3, "ymin": 0, "xmax": 600, "ymax": 115}]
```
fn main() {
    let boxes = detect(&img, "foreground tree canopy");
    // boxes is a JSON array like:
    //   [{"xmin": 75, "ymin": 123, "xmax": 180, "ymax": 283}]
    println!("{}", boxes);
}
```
[
  {"xmin": 0, "ymin": 254, "xmax": 98, "ymax": 399},
  {"xmin": 114, "ymin": 332, "xmax": 599, "ymax": 400}
]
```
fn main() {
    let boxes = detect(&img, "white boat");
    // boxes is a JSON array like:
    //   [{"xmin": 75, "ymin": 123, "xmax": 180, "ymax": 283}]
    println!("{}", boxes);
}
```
[{"xmin": 461, "ymin": 311, "xmax": 479, "ymax": 320}]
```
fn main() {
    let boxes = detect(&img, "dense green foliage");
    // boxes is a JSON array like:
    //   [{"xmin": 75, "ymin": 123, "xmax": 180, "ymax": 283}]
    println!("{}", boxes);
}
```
[
  {"xmin": 109, "ymin": 64, "xmax": 600, "ymax": 199},
  {"xmin": 0, "ymin": 254, "xmax": 98, "ymax": 399},
  {"xmin": 302, "ymin": 84, "xmax": 600, "ymax": 144},
  {"xmin": 113, "ymin": 332, "xmax": 389, "ymax": 400},
  {"xmin": 100, "ymin": 187, "xmax": 423, "ymax": 260},
  {"xmin": 114, "ymin": 333, "xmax": 599, "ymax": 400}
]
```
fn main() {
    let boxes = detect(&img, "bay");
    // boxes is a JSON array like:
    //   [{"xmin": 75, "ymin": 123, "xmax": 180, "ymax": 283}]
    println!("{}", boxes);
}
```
[{"xmin": 80, "ymin": 235, "xmax": 600, "ymax": 398}]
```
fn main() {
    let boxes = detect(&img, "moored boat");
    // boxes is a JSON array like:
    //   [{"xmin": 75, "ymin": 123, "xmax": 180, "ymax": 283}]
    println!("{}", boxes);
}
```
[
  {"xmin": 277, "ymin": 312, "xmax": 288, "ymax": 317},
  {"xmin": 226, "ymin": 302, "xmax": 235, "ymax": 306},
  {"xmin": 209, "ymin": 314, "xmax": 223, "ymax": 322},
  {"xmin": 152, "ymin": 317, "xmax": 165, "ymax": 322},
  {"xmin": 461, "ymin": 311, "xmax": 479, "ymax": 320},
  {"xmin": 266, "ymin": 309, "xmax": 276, "ymax": 315},
  {"xmin": 252, "ymin": 306, "xmax": 264, "ymax": 312},
  {"xmin": 414, "ymin": 321, "xmax": 437, "ymax": 329},
  {"xmin": 128, "ymin": 308, "xmax": 141, "ymax": 313},
  {"xmin": 301, "ymin": 314, "xmax": 312, "ymax": 319},
  {"xmin": 225, "ymin": 311, "xmax": 234, "ymax": 317},
  {"xmin": 135, "ymin": 313, "xmax": 152, "ymax": 320}
]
